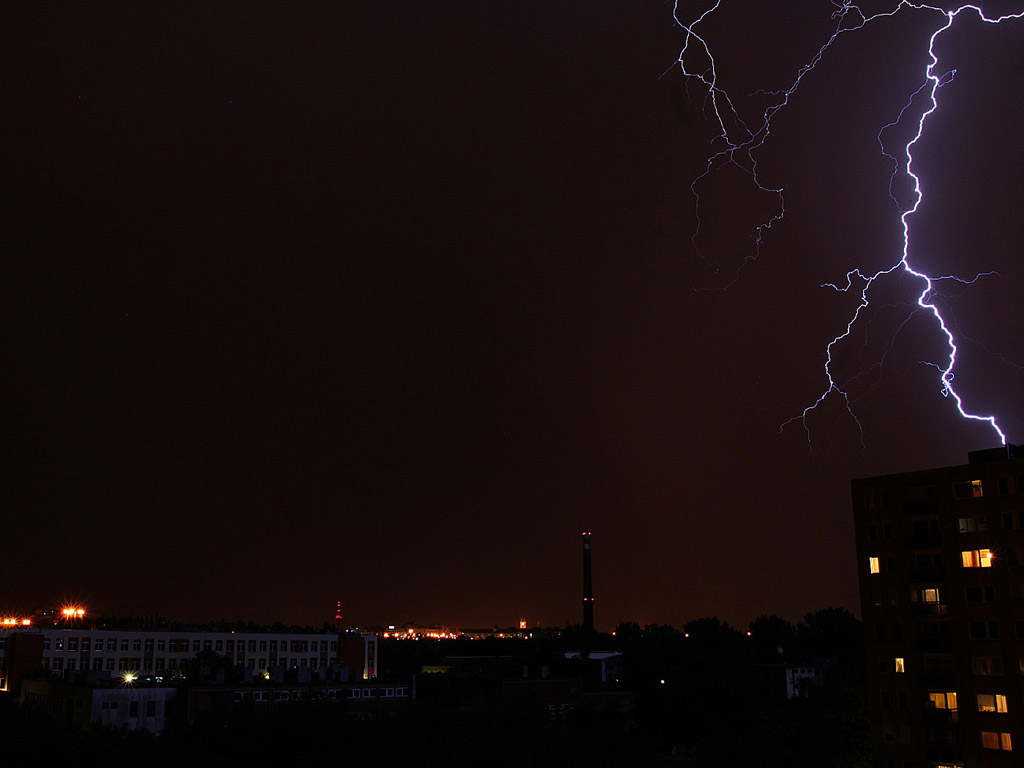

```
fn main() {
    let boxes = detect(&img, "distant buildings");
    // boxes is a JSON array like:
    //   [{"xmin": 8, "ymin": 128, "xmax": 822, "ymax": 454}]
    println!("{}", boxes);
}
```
[
  {"xmin": 854, "ymin": 445, "xmax": 1024, "ymax": 766},
  {"xmin": 0, "ymin": 627, "xmax": 343, "ymax": 695},
  {"xmin": 0, "ymin": 625, "xmax": 398, "ymax": 733}
]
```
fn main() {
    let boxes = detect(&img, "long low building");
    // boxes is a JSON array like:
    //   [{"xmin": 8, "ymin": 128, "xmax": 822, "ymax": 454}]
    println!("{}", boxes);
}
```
[{"xmin": 0, "ymin": 628, "xmax": 377, "ymax": 694}]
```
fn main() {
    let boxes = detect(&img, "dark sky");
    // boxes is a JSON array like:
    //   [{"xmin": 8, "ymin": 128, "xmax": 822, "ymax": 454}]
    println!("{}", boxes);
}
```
[{"xmin": 5, "ymin": 1, "xmax": 1023, "ymax": 630}]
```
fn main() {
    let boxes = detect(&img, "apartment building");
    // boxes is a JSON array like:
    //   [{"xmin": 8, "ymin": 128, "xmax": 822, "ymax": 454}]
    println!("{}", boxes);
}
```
[{"xmin": 854, "ymin": 445, "xmax": 1024, "ymax": 767}]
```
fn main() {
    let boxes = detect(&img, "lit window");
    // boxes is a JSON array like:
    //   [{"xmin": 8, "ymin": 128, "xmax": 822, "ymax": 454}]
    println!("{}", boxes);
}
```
[
  {"xmin": 928, "ymin": 691, "xmax": 958, "ymax": 710},
  {"xmin": 977, "ymin": 694, "xmax": 1008, "ymax": 713},
  {"xmin": 869, "ymin": 557, "xmax": 880, "ymax": 574},
  {"xmin": 955, "ymin": 480, "xmax": 984, "ymax": 499},
  {"xmin": 962, "ymin": 549, "xmax": 994, "ymax": 568},
  {"xmin": 894, "ymin": 657, "xmax": 905, "ymax": 673},
  {"xmin": 981, "ymin": 731, "xmax": 1013, "ymax": 751},
  {"xmin": 911, "ymin": 587, "xmax": 941, "ymax": 603},
  {"xmin": 959, "ymin": 516, "xmax": 987, "ymax": 533}
]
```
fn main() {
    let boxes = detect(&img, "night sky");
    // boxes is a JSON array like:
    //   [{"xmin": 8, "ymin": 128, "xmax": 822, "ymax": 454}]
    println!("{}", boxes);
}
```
[{"xmin": 6, "ymin": 1, "xmax": 1023, "ymax": 630}]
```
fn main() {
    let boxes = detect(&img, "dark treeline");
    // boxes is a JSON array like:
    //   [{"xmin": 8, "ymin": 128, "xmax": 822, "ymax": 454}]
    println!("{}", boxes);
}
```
[{"xmin": 0, "ymin": 608, "xmax": 869, "ymax": 767}]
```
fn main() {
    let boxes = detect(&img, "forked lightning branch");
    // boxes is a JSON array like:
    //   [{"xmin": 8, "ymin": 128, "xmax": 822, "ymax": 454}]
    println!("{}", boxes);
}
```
[{"xmin": 672, "ymin": 1, "xmax": 1022, "ymax": 447}]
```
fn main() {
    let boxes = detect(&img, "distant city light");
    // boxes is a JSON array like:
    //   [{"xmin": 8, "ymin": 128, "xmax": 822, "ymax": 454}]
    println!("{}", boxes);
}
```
[
  {"xmin": 122, "ymin": 671, "xmax": 137, "ymax": 684},
  {"xmin": 61, "ymin": 605, "xmax": 86, "ymax": 620}
]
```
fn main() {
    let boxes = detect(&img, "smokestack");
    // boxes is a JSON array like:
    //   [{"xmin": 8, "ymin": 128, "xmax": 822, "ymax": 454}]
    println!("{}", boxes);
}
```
[{"xmin": 582, "ymin": 531, "xmax": 594, "ymax": 633}]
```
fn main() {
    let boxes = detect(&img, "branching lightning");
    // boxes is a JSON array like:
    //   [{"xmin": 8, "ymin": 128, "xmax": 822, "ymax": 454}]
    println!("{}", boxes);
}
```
[{"xmin": 672, "ymin": 1, "xmax": 1023, "ymax": 447}]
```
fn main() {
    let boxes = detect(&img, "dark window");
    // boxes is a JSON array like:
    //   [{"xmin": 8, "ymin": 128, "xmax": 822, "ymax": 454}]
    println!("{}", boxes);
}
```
[
  {"xmin": 868, "ymin": 526, "xmax": 878, "ymax": 541},
  {"xmin": 969, "ymin": 622, "xmax": 999, "ymax": 639},
  {"xmin": 892, "ymin": 623, "xmax": 902, "ymax": 641},
  {"xmin": 908, "ymin": 485, "xmax": 937, "ymax": 501},
  {"xmin": 966, "ymin": 586, "xmax": 996, "ymax": 603},
  {"xmin": 883, "ymin": 523, "xmax": 894, "ymax": 540},
  {"xmin": 876, "ymin": 623, "xmax": 886, "ymax": 641},
  {"xmin": 129, "ymin": 701, "xmax": 139, "ymax": 718}
]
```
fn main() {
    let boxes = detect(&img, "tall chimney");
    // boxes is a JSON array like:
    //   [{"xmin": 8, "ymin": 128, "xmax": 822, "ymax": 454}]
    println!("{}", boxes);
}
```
[{"xmin": 582, "ymin": 531, "xmax": 594, "ymax": 633}]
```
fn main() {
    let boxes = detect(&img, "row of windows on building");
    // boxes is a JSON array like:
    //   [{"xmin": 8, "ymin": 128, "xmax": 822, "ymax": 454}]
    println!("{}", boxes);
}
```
[
  {"xmin": 900, "ymin": 584, "xmax": 1024, "ymax": 604},
  {"xmin": 881, "ymin": 722, "xmax": 1013, "ymax": 752},
  {"xmin": 866, "ymin": 547, "xmax": 1024, "ymax": 574},
  {"xmin": 862, "ymin": 476, "xmax": 1024, "ymax": 510},
  {"xmin": 99, "ymin": 699, "xmax": 162, "ymax": 718},
  {"xmin": 866, "ymin": 511, "xmax": 1024, "ymax": 543},
  {"xmin": 43, "ymin": 656, "xmax": 327, "ymax": 672},
  {"xmin": 872, "ymin": 618, "xmax": 1024, "ymax": 642},
  {"xmin": 879, "ymin": 689, "xmax": 1011, "ymax": 713},
  {"xmin": 39, "ymin": 637, "xmax": 337, "ymax": 654},
  {"xmin": 876, "ymin": 654, "xmax": 1024, "ymax": 677},
  {"xmin": 228, "ymin": 686, "xmax": 408, "ymax": 704}
]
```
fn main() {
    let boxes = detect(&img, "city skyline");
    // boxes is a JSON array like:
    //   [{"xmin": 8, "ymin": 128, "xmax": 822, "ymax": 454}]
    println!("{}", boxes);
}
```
[{"xmin": 6, "ymin": 2, "xmax": 1023, "ymax": 630}]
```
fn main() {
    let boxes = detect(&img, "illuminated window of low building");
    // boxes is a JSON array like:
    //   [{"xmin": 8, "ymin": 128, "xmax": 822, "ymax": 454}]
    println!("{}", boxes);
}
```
[
  {"xmin": 977, "ymin": 694, "xmax": 1008, "ymax": 713},
  {"xmin": 962, "ymin": 549, "xmax": 994, "ymax": 568},
  {"xmin": 869, "ymin": 557, "xmax": 880, "ymax": 574}
]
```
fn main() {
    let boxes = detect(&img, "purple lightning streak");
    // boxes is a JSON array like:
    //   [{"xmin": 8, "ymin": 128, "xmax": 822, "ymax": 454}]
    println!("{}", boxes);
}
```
[{"xmin": 672, "ymin": 1, "xmax": 1022, "ymax": 447}]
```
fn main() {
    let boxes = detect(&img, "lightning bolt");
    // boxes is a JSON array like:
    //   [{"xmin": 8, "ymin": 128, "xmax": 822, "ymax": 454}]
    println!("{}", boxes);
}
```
[{"xmin": 672, "ymin": 1, "xmax": 1021, "ymax": 447}]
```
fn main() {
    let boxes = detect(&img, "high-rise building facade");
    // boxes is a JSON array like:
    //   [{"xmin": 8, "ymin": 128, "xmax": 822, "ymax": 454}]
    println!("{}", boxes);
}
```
[{"xmin": 854, "ymin": 446, "xmax": 1024, "ymax": 767}]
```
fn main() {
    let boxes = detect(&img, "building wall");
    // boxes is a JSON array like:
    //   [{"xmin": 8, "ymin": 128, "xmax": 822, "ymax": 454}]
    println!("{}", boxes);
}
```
[
  {"xmin": 341, "ymin": 633, "xmax": 377, "ymax": 680},
  {"xmin": 854, "ymin": 450, "xmax": 1024, "ymax": 767}
]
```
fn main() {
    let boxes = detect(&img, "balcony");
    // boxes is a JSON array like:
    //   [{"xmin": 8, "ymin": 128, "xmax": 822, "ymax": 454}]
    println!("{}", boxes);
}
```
[
  {"xmin": 917, "ymin": 669, "xmax": 956, "ymax": 688},
  {"xmin": 924, "ymin": 708, "xmax": 959, "ymax": 726},
  {"xmin": 916, "ymin": 636, "xmax": 954, "ymax": 653},
  {"xmin": 909, "ymin": 565, "xmax": 946, "ymax": 583},
  {"xmin": 911, "ymin": 603, "xmax": 948, "ymax": 617},
  {"xmin": 905, "ymin": 532, "xmax": 943, "ymax": 549},
  {"xmin": 904, "ymin": 500, "xmax": 940, "ymax": 517},
  {"xmin": 924, "ymin": 743, "xmax": 962, "ymax": 764}
]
